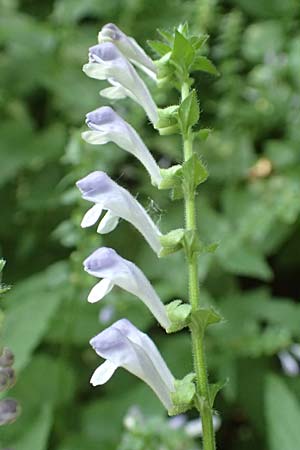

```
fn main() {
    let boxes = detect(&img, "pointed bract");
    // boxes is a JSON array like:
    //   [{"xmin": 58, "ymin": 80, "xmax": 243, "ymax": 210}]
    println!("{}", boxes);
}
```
[
  {"xmin": 84, "ymin": 247, "xmax": 170, "ymax": 329},
  {"xmin": 82, "ymin": 106, "xmax": 162, "ymax": 186},
  {"xmin": 90, "ymin": 319, "xmax": 175, "ymax": 409},
  {"xmin": 76, "ymin": 171, "xmax": 162, "ymax": 254},
  {"xmin": 83, "ymin": 42, "xmax": 158, "ymax": 124}
]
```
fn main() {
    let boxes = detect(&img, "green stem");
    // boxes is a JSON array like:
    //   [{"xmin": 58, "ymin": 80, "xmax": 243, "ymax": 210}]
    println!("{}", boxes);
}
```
[{"xmin": 181, "ymin": 81, "xmax": 216, "ymax": 450}]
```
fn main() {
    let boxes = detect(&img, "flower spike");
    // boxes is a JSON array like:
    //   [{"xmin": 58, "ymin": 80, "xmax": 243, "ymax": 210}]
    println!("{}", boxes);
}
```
[
  {"xmin": 83, "ymin": 42, "xmax": 158, "ymax": 124},
  {"xmin": 76, "ymin": 171, "xmax": 162, "ymax": 254},
  {"xmin": 84, "ymin": 247, "xmax": 170, "ymax": 330},
  {"xmin": 90, "ymin": 319, "xmax": 175, "ymax": 410},
  {"xmin": 82, "ymin": 106, "xmax": 162, "ymax": 186},
  {"xmin": 98, "ymin": 23, "xmax": 157, "ymax": 80}
]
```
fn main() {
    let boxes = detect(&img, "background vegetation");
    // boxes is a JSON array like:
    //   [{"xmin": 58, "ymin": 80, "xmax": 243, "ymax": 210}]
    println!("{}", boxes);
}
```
[{"xmin": 1, "ymin": 0, "xmax": 300, "ymax": 448}]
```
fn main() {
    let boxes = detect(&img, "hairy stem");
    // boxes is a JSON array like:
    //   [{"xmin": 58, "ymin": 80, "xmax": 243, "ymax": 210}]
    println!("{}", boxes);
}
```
[{"xmin": 181, "ymin": 81, "xmax": 216, "ymax": 450}]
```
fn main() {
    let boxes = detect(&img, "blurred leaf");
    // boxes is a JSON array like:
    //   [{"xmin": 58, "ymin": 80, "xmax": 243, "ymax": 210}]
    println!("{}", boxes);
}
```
[
  {"xmin": 265, "ymin": 375, "xmax": 300, "ymax": 450},
  {"xmin": 2, "ymin": 262, "xmax": 68, "ymax": 370},
  {"xmin": 14, "ymin": 406, "xmax": 53, "ymax": 450}
]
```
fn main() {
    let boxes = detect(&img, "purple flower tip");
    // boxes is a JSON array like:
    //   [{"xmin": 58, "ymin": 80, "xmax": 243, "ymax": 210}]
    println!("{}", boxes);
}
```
[
  {"xmin": 76, "ymin": 171, "xmax": 111, "ymax": 196},
  {"xmin": 84, "ymin": 247, "xmax": 117, "ymax": 272},
  {"xmin": 89, "ymin": 42, "xmax": 120, "ymax": 63},
  {"xmin": 102, "ymin": 23, "xmax": 122, "ymax": 40},
  {"xmin": 86, "ymin": 106, "xmax": 116, "ymax": 129},
  {"xmin": 89, "ymin": 318, "xmax": 133, "ymax": 351}
]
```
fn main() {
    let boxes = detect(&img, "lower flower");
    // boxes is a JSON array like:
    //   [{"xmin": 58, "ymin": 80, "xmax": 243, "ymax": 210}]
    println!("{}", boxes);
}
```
[{"xmin": 90, "ymin": 319, "xmax": 175, "ymax": 410}]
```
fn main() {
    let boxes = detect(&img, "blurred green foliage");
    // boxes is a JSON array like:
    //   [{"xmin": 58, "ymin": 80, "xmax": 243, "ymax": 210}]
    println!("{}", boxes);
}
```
[{"xmin": 1, "ymin": 0, "xmax": 300, "ymax": 449}]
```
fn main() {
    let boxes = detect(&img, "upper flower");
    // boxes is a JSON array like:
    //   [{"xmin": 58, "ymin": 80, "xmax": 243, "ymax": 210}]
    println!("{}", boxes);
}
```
[
  {"xmin": 98, "ymin": 23, "xmax": 157, "ymax": 80},
  {"xmin": 90, "ymin": 318, "xmax": 175, "ymax": 410},
  {"xmin": 83, "ymin": 247, "xmax": 170, "ymax": 330},
  {"xmin": 83, "ymin": 42, "xmax": 158, "ymax": 124},
  {"xmin": 76, "ymin": 171, "xmax": 162, "ymax": 254},
  {"xmin": 82, "ymin": 106, "xmax": 162, "ymax": 186}
]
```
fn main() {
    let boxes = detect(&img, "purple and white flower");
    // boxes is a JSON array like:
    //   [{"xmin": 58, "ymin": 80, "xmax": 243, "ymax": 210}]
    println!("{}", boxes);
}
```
[
  {"xmin": 98, "ymin": 23, "xmax": 157, "ymax": 80},
  {"xmin": 83, "ymin": 247, "xmax": 170, "ymax": 330},
  {"xmin": 278, "ymin": 344, "xmax": 300, "ymax": 377},
  {"xmin": 76, "ymin": 171, "xmax": 162, "ymax": 254},
  {"xmin": 90, "ymin": 319, "xmax": 175, "ymax": 409},
  {"xmin": 83, "ymin": 42, "xmax": 158, "ymax": 124},
  {"xmin": 82, "ymin": 106, "xmax": 162, "ymax": 186}
]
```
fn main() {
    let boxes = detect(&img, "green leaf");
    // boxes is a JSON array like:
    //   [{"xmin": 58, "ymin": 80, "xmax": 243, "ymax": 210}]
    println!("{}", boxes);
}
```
[
  {"xmin": 191, "ymin": 56, "xmax": 219, "ymax": 75},
  {"xmin": 2, "ymin": 262, "xmax": 68, "ymax": 370},
  {"xmin": 178, "ymin": 90, "xmax": 200, "ymax": 134},
  {"xmin": 195, "ymin": 128, "xmax": 212, "ymax": 141},
  {"xmin": 190, "ymin": 34, "xmax": 209, "ymax": 50},
  {"xmin": 182, "ymin": 153, "xmax": 208, "ymax": 193},
  {"xmin": 157, "ymin": 28, "xmax": 174, "ymax": 44},
  {"xmin": 191, "ymin": 307, "xmax": 223, "ymax": 336},
  {"xmin": 171, "ymin": 30, "xmax": 195, "ymax": 70},
  {"xmin": 14, "ymin": 406, "xmax": 53, "ymax": 450},
  {"xmin": 265, "ymin": 375, "xmax": 300, "ymax": 450},
  {"xmin": 178, "ymin": 22, "xmax": 189, "ymax": 38},
  {"xmin": 209, "ymin": 380, "xmax": 227, "ymax": 408},
  {"xmin": 218, "ymin": 243, "xmax": 273, "ymax": 281},
  {"xmin": 148, "ymin": 40, "xmax": 171, "ymax": 56}
]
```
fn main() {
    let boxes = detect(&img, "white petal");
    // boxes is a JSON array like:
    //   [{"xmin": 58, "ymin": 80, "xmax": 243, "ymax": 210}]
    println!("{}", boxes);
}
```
[
  {"xmin": 97, "ymin": 211, "xmax": 119, "ymax": 234},
  {"xmin": 81, "ymin": 204, "xmax": 103, "ymax": 228},
  {"xmin": 90, "ymin": 360, "xmax": 118, "ymax": 386},
  {"xmin": 82, "ymin": 131, "xmax": 110, "ymax": 145},
  {"xmin": 88, "ymin": 278, "xmax": 114, "ymax": 303},
  {"xmin": 100, "ymin": 86, "xmax": 128, "ymax": 99},
  {"xmin": 83, "ymin": 62, "xmax": 108, "ymax": 80}
]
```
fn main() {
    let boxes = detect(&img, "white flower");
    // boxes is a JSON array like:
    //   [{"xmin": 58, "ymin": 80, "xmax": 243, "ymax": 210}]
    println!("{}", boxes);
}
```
[
  {"xmin": 98, "ymin": 23, "xmax": 157, "ymax": 80},
  {"xmin": 76, "ymin": 171, "xmax": 162, "ymax": 254},
  {"xmin": 168, "ymin": 414, "xmax": 221, "ymax": 437},
  {"xmin": 278, "ymin": 348, "xmax": 300, "ymax": 377},
  {"xmin": 83, "ymin": 247, "xmax": 170, "ymax": 330},
  {"xmin": 82, "ymin": 106, "xmax": 162, "ymax": 186},
  {"xmin": 184, "ymin": 416, "xmax": 221, "ymax": 438},
  {"xmin": 90, "ymin": 318, "xmax": 175, "ymax": 410},
  {"xmin": 82, "ymin": 42, "xmax": 158, "ymax": 124}
]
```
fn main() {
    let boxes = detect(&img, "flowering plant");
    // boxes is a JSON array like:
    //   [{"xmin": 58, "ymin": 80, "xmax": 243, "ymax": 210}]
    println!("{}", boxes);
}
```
[{"xmin": 78, "ymin": 23, "xmax": 221, "ymax": 450}]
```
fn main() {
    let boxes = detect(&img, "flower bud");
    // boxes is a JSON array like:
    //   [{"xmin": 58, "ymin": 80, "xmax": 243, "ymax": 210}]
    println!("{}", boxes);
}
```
[
  {"xmin": 0, "ymin": 348, "xmax": 14, "ymax": 367},
  {"xmin": 0, "ymin": 368, "xmax": 15, "ymax": 392},
  {"xmin": 0, "ymin": 399, "xmax": 20, "ymax": 426}
]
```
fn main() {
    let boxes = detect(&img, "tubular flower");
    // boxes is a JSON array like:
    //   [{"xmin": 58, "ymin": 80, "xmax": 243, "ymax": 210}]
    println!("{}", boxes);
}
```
[
  {"xmin": 83, "ymin": 247, "xmax": 170, "ymax": 330},
  {"xmin": 98, "ymin": 23, "xmax": 157, "ymax": 80},
  {"xmin": 83, "ymin": 42, "xmax": 158, "ymax": 124},
  {"xmin": 90, "ymin": 319, "xmax": 175, "ymax": 410},
  {"xmin": 76, "ymin": 171, "xmax": 162, "ymax": 254},
  {"xmin": 82, "ymin": 106, "xmax": 162, "ymax": 186}
]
